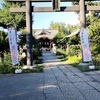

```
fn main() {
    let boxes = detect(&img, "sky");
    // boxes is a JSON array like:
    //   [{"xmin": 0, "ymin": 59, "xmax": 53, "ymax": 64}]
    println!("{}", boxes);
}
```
[
  {"xmin": 0, "ymin": 1, "xmax": 80, "ymax": 29},
  {"xmin": 32, "ymin": 2, "xmax": 80, "ymax": 29}
]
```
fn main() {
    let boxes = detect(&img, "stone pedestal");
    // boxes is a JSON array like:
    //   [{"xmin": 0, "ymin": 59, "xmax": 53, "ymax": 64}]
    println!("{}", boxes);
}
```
[{"xmin": 79, "ymin": 62, "xmax": 91, "ymax": 66}]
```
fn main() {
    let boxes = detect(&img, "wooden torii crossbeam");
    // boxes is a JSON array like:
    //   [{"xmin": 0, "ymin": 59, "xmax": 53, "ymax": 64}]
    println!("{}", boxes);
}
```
[
  {"xmin": 7, "ymin": 0, "xmax": 100, "ymax": 66},
  {"xmin": 10, "ymin": 6, "xmax": 100, "ymax": 12}
]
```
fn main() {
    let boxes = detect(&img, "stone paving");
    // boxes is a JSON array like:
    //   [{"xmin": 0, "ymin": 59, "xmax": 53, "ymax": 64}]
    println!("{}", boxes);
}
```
[
  {"xmin": 43, "ymin": 52, "xmax": 100, "ymax": 100},
  {"xmin": 0, "ymin": 52, "xmax": 100, "ymax": 100}
]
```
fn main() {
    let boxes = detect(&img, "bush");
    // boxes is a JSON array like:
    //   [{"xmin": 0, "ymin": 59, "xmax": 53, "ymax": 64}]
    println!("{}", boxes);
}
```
[
  {"xmin": 0, "ymin": 64, "xmax": 16, "ymax": 74},
  {"xmin": 72, "ymin": 63, "xmax": 100, "ymax": 72},
  {"xmin": 92, "ymin": 54, "xmax": 100, "ymax": 66},
  {"xmin": 3, "ymin": 53, "xmax": 12, "ymax": 65},
  {"xmin": 0, "ymin": 52, "xmax": 44, "ymax": 74},
  {"xmin": 68, "ymin": 45, "xmax": 81, "ymax": 56},
  {"xmin": 0, "ymin": 49, "xmax": 43, "ymax": 73},
  {"xmin": 0, "ymin": 53, "xmax": 14, "ymax": 74},
  {"xmin": 56, "ymin": 48, "xmax": 68, "ymax": 57},
  {"xmin": 0, "ymin": 53, "xmax": 21, "ymax": 74}
]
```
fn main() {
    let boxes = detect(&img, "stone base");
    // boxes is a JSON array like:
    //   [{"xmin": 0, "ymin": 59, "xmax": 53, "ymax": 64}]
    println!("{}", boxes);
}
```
[
  {"xmin": 79, "ymin": 62, "xmax": 91, "ymax": 66},
  {"xmin": 89, "ymin": 65, "xmax": 95, "ymax": 70},
  {"xmin": 23, "ymin": 65, "xmax": 36, "ymax": 69},
  {"xmin": 15, "ymin": 69, "xmax": 22, "ymax": 74}
]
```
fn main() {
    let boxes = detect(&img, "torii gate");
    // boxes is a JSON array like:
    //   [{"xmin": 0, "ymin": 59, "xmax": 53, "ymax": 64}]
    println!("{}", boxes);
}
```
[{"xmin": 8, "ymin": 0, "xmax": 100, "ymax": 66}]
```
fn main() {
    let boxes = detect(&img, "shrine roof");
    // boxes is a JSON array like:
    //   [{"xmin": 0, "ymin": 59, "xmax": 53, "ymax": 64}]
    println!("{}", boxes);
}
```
[{"xmin": 34, "ymin": 29, "xmax": 58, "ymax": 39}]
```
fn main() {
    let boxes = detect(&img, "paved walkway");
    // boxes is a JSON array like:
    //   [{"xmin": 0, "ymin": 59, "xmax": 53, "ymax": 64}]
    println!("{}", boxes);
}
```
[
  {"xmin": 0, "ymin": 52, "xmax": 100, "ymax": 100},
  {"xmin": 43, "ymin": 52, "xmax": 100, "ymax": 100}
]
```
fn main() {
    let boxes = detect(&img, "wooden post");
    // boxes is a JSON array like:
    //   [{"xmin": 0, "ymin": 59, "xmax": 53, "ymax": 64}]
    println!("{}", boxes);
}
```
[
  {"xmin": 26, "ymin": 1, "xmax": 33, "ymax": 66},
  {"xmin": 79, "ymin": 0, "xmax": 86, "ymax": 28},
  {"xmin": 79, "ymin": 0, "xmax": 87, "ymax": 63}
]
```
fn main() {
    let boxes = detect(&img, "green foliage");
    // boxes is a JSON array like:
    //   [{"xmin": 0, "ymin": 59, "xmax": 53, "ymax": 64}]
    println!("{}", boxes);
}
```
[
  {"xmin": 57, "ymin": 24, "xmax": 80, "ymax": 52},
  {"xmin": 95, "ymin": 66, "xmax": 100, "ymax": 71},
  {"xmin": 71, "ymin": 1, "xmax": 99, "ymax": 14},
  {"xmin": 92, "ymin": 54, "xmax": 100, "ymax": 66},
  {"xmin": 68, "ymin": 34, "xmax": 80, "ymax": 45},
  {"xmin": 32, "ymin": 36, "xmax": 42, "ymax": 61},
  {"xmin": 68, "ymin": 45, "xmax": 81, "ymax": 56},
  {"xmin": 32, "ymin": 47, "xmax": 41, "ymax": 60},
  {"xmin": 61, "ymin": 57, "xmax": 68, "ymax": 61},
  {"xmin": 65, "ymin": 56, "xmax": 81, "ymax": 64},
  {"xmin": 66, "ymin": 24, "xmax": 80, "ymax": 34},
  {"xmin": 3, "ymin": 53, "xmax": 12, "ymax": 65},
  {"xmin": 0, "ymin": 64, "xmax": 15, "ymax": 74},
  {"xmin": 87, "ymin": 5, "xmax": 100, "ymax": 63},
  {"xmin": 66, "ymin": 28, "xmax": 81, "ymax": 57},
  {"xmin": 49, "ymin": 21, "xmax": 66, "ymax": 45},
  {"xmin": 0, "ymin": 53, "xmax": 15, "ymax": 74},
  {"xmin": 56, "ymin": 48, "xmax": 68, "ymax": 57},
  {"xmin": 36, "ymin": 65, "xmax": 43, "ymax": 72},
  {"xmin": 73, "ymin": 64, "xmax": 100, "ymax": 72},
  {"xmin": 0, "ymin": 31, "xmax": 9, "ymax": 53},
  {"xmin": 57, "ymin": 49, "xmax": 81, "ymax": 64},
  {"xmin": 0, "ymin": 0, "xmax": 26, "ymax": 29},
  {"xmin": 71, "ymin": 1, "xmax": 79, "ymax": 6},
  {"xmin": 0, "ymin": 52, "xmax": 43, "ymax": 74},
  {"xmin": 66, "ymin": 25, "xmax": 80, "ymax": 48}
]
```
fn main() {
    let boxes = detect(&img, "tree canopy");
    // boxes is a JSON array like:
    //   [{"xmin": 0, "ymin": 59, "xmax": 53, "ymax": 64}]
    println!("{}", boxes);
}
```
[
  {"xmin": 49, "ymin": 21, "xmax": 67, "ymax": 45},
  {"xmin": 0, "ymin": 0, "xmax": 26, "ymax": 29}
]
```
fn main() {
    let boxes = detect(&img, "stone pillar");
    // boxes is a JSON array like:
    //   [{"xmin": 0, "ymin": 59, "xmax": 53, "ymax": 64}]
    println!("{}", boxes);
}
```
[
  {"xmin": 79, "ymin": 0, "xmax": 86, "ymax": 28},
  {"xmin": 26, "ymin": 1, "xmax": 33, "ymax": 66}
]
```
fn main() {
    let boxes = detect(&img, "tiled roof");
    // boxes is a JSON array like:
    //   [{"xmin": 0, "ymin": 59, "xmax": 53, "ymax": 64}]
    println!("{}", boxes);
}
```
[
  {"xmin": 34, "ymin": 29, "xmax": 58, "ymax": 39},
  {"xmin": 60, "ymin": 28, "xmax": 80, "ymax": 42},
  {"xmin": 0, "ymin": 27, "xmax": 8, "ymax": 32}
]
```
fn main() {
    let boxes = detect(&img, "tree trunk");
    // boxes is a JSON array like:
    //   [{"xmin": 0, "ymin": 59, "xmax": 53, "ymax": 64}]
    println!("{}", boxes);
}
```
[{"xmin": 1, "ymin": 53, "xmax": 4, "ymax": 64}]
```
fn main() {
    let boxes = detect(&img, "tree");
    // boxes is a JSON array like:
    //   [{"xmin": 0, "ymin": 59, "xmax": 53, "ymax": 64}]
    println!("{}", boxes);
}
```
[
  {"xmin": 49, "ymin": 21, "xmax": 80, "ymax": 53},
  {"xmin": 49, "ymin": 21, "xmax": 67, "ymax": 45},
  {"xmin": 88, "ymin": 11, "xmax": 100, "ymax": 57},
  {"xmin": 66, "ymin": 24, "xmax": 81, "ymax": 56},
  {"xmin": 66, "ymin": 24, "xmax": 80, "ymax": 34},
  {"xmin": 0, "ymin": 31, "xmax": 9, "ymax": 52},
  {"xmin": 0, "ymin": 31, "xmax": 9, "ymax": 63},
  {"xmin": 0, "ymin": 0, "xmax": 26, "ymax": 63},
  {"xmin": 0, "ymin": 0, "xmax": 26, "ymax": 29}
]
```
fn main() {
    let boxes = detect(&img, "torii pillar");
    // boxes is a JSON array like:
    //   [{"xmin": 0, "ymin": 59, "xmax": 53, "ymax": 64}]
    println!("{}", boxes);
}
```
[
  {"xmin": 26, "ymin": 1, "xmax": 33, "ymax": 66},
  {"xmin": 8, "ymin": 0, "xmax": 33, "ymax": 66},
  {"xmin": 80, "ymin": 0, "xmax": 86, "ymax": 28},
  {"xmin": 80, "ymin": 0, "xmax": 88, "ymax": 63}
]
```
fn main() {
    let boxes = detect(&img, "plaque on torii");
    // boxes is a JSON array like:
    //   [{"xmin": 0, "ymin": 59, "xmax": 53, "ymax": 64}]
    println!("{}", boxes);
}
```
[{"xmin": 8, "ymin": 0, "xmax": 100, "ymax": 66}]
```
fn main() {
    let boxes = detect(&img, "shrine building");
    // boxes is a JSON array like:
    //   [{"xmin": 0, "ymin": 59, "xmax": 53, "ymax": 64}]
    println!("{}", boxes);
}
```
[{"xmin": 34, "ymin": 29, "xmax": 58, "ymax": 50}]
